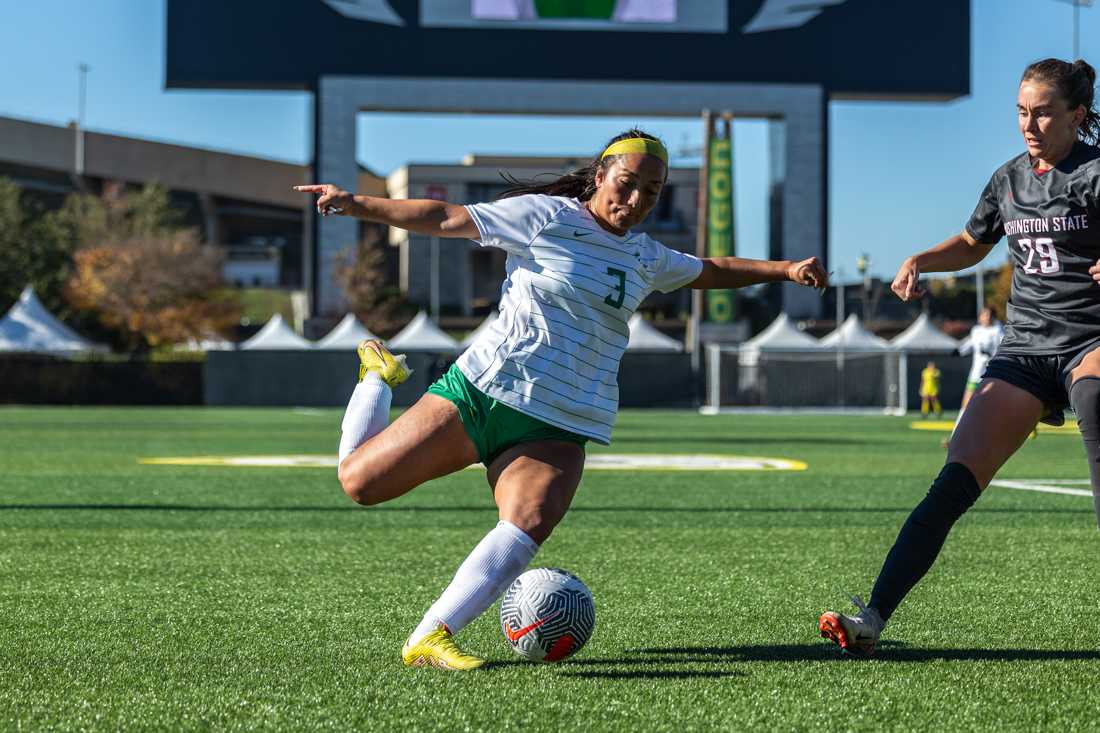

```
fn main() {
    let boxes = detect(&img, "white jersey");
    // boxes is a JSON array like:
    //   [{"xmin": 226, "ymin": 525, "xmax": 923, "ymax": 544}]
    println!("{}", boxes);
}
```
[
  {"xmin": 458, "ymin": 194, "xmax": 703, "ymax": 444},
  {"xmin": 957, "ymin": 322, "xmax": 1004, "ymax": 383}
]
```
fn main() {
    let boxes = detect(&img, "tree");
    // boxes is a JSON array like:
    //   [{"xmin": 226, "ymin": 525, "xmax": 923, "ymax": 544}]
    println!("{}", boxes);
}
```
[
  {"xmin": 335, "ymin": 222, "xmax": 403, "ymax": 333},
  {"xmin": 45, "ymin": 182, "xmax": 183, "ymax": 252},
  {"xmin": 66, "ymin": 229, "xmax": 239, "ymax": 350},
  {"xmin": 0, "ymin": 178, "xmax": 78, "ymax": 317}
]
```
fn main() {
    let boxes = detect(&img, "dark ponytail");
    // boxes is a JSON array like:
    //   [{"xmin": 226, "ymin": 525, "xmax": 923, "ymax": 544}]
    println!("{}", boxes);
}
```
[
  {"xmin": 1022, "ymin": 58, "xmax": 1100, "ymax": 144},
  {"xmin": 498, "ymin": 128, "xmax": 666, "ymax": 201}
]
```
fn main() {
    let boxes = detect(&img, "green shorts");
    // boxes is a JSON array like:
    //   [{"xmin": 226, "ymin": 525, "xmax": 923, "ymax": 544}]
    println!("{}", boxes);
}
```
[{"xmin": 427, "ymin": 364, "xmax": 588, "ymax": 465}]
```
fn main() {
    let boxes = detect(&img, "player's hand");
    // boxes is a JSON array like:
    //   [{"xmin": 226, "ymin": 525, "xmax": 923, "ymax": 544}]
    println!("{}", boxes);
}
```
[
  {"xmin": 294, "ymin": 184, "xmax": 354, "ymax": 216},
  {"xmin": 1090, "ymin": 258, "xmax": 1100, "ymax": 285},
  {"xmin": 892, "ymin": 257, "xmax": 925, "ymax": 301},
  {"xmin": 787, "ymin": 256, "xmax": 828, "ymax": 289}
]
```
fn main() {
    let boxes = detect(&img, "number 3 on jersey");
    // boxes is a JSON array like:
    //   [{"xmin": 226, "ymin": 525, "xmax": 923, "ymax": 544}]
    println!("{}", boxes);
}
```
[
  {"xmin": 604, "ymin": 267, "xmax": 626, "ymax": 308},
  {"xmin": 1018, "ymin": 237, "xmax": 1061, "ymax": 275}
]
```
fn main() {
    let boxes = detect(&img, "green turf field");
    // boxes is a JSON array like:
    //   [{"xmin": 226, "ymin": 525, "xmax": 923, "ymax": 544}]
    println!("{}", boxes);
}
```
[{"xmin": 3, "ymin": 406, "xmax": 1099, "ymax": 731}]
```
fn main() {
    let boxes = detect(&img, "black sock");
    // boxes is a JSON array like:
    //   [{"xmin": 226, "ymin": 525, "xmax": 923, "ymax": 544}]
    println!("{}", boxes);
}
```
[
  {"xmin": 1069, "ymin": 377, "xmax": 1100, "ymax": 530},
  {"xmin": 868, "ymin": 462, "xmax": 981, "ymax": 622}
]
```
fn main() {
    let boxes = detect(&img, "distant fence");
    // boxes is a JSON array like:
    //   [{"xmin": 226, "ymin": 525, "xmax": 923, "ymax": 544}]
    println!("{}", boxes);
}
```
[
  {"xmin": 0, "ymin": 355, "xmax": 202, "ymax": 405},
  {"xmin": 9, "ymin": 350, "xmax": 976, "ymax": 411},
  {"xmin": 204, "ymin": 351, "xmax": 698, "ymax": 408},
  {"xmin": 203, "ymin": 350, "xmax": 450, "ymax": 407},
  {"xmin": 0, "ymin": 352, "xmax": 697, "ymax": 408},
  {"xmin": 705, "ymin": 346, "xmax": 971, "ymax": 412}
]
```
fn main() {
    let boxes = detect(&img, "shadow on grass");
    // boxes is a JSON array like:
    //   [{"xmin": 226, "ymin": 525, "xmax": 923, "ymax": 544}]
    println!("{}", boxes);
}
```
[
  {"xmin": 633, "ymin": 642, "xmax": 1100, "ymax": 663},
  {"xmin": 558, "ymin": 669, "xmax": 743, "ymax": 680},
  {"xmin": 483, "ymin": 656, "xmax": 744, "ymax": 680},
  {"xmin": 611, "ymin": 435, "xmax": 871, "ymax": 447},
  {"xmin": 0, "ymin": 504, "xmax": 1091, "ymax": 516}
]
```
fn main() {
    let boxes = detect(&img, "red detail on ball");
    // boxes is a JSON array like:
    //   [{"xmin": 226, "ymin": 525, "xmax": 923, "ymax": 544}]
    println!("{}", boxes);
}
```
[{"xmin": 544, "ymin": 634, "xmax": 577, "ymax": 662}]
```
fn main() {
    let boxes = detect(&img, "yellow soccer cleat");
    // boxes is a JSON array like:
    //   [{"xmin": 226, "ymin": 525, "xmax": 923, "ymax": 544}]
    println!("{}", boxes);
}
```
[
  {"xmin": 357, "ymin": 339, "xmax": 411, "ymax": 388},
  {"xmin": 401, "ymin": 627, "xmax": 485, "ymax": 671}
]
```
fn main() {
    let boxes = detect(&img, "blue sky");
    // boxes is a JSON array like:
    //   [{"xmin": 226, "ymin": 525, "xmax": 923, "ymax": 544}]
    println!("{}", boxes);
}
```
[{"xmin": 0, "ymin": 0, "xmax": 1095, "ymax": 282}]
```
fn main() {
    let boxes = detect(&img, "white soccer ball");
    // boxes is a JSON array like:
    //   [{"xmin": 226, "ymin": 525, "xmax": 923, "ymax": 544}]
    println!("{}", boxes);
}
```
[{"xmin": 500, "ymin": 567, "xmax": 595, "ymax": 662}]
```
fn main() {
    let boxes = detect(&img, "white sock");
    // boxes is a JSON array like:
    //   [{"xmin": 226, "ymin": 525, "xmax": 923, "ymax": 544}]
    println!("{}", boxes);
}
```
[
  {"xmin": 408, "ymin": 520, "xmax": 539, "ymax": 644},
  {"xmin": 338, "ymin": 373, "xmax": 391, "ymax": 462}
]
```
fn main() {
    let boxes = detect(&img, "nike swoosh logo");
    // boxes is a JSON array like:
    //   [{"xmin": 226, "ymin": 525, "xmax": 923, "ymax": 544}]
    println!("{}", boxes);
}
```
[
  {"xmin": 505, "ymin": 611, "xmax": 560, "ymax": 642},
  {"xmin": 573, "ymin": 230, "xmax": 589, "ymax": 238}
]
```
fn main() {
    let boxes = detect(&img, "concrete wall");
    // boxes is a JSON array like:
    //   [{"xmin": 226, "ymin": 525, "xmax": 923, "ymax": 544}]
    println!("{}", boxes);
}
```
[
  {"xmin": 204, "ymin": 350, "xmax": 453, "ymax": 407},
  {"xmin": 204, "ymin": 350, "xmax": 696, "ymax": 409}
]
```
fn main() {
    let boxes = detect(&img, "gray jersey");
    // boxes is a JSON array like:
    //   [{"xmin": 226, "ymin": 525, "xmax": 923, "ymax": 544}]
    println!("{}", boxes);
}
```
[{"xmin": 966, "ymin": 142, "xmax": 1100, "ymax": 355}]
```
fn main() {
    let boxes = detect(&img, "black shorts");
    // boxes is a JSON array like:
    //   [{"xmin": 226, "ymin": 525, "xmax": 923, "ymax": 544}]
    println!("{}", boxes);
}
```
[{"xmin": 983, "ymin": 343, "xmax": 1100, "ymax": 426}]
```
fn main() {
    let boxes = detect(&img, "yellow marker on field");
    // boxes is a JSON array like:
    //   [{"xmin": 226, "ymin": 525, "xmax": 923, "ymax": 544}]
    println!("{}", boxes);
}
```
[{"xmin": 909, "ymin": 420, "xmax": 1079, "ymax": 435}]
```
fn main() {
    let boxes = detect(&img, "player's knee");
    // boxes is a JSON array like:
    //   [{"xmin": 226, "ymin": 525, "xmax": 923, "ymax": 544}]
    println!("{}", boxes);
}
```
[
  {"xmin": 507, "ymin": 506, "xmax": 562, "ymax": 545},
  {"xmin": 1070, "ymin": 378, "xmax": 1100, "ymax": 436},
  {"xmin": 338, "ymin": 461, "xmax": 381, "ymax": 506}
]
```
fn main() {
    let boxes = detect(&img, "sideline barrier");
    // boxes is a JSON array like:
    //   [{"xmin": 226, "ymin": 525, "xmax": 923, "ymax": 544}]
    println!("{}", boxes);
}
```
[
  {"xmin": 0, "ymin": 355, "xmax": 202, "ymax": 405},
  {"xmin": 1, "ymin": 351, "xmax": 699, "ymax": 408}
]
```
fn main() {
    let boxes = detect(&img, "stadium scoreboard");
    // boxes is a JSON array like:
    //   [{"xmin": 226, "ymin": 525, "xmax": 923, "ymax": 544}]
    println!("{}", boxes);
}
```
[{"xmin": 166, "ymin": 0, "xmax": 970, "ymax": 100}]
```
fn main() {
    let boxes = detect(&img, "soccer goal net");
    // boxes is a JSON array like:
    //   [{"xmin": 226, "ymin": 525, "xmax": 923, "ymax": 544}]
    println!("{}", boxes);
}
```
[{"xmin": 702, "ymin": 345, "xmax": 909, "ymax": 414}]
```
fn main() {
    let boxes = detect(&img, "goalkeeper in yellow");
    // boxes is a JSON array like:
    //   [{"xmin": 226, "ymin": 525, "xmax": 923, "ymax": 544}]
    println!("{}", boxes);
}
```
[{"xmin": 919, "ymin": 360, "xmax": 943, "ymax": 418}]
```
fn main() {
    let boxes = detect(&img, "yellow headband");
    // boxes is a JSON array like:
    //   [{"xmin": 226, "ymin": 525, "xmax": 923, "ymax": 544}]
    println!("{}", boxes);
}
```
[{"xmin": 600, "ymin": 138, "xmax": 668, "ymax": 165}]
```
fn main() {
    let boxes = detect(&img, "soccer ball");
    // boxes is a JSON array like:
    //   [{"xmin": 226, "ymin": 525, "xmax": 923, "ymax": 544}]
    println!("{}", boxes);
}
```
[{"xmin": 500, "ymin": 567, "xmax": 595, "ymax": 663}]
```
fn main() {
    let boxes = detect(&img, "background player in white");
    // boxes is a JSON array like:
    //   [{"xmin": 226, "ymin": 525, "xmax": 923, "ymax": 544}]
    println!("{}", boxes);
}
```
[
  {"xmin": 956, "ymin": 306, "xmax": 1004, "ymax": 412},
  {"xmin": 297, "ymin": 130, "xmax": 827, "ymax": 670},
  {"xmin": 942, "ymin": 306, "xmax": 1004, "ymax": 447}
]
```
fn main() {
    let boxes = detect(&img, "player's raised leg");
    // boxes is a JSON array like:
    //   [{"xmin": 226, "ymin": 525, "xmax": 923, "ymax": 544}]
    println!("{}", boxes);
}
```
[
  {"xmin": 402, "ymin": 440, "xmax": 584, "ymax": 670},
  {"xmin": 820, "ymin": 378, "xmax": 1042, "ymax": 655},
  {"xmin": 337, "ymin": 340, "xmax": 478, "ymax": 506}
]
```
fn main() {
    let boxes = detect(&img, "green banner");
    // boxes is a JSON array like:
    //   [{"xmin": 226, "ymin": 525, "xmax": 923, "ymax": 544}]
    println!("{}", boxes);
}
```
[
  {"xmin": 706, "ymin": 134, "xmax": 734, "ymax": 323},
  {"xmin": 533, "ymin": 1, "xmax": 615, "ymax": 18}
]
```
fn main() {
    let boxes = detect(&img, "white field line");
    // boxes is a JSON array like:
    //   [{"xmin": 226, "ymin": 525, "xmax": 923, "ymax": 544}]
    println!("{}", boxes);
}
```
[{"xmin": 989, "ymin": 479, "xmax": 1093, "ymax": 497}]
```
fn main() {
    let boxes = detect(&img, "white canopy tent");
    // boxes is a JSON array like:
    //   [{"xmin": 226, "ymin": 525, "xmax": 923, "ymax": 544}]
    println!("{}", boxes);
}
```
[
  {"xmin": 740, "ymin": 313, "xmax": 822, "ymax": 353},
  {"xmin": 315, "ymin": 313, "xmax": 379, "ymax": 350},
  {"xmin": 890, "ymin": 313, "xmax": 959, "ymax": 352},
  {"xmin": 388, "ymin": 311, "xmax": 459, "ymax": 353},
  {"xmin": 460, "ymin": 311, "xmax": 499, "ymax": 350},
  {"xmin": 0, "ymin": 285, "xmax": 105, "ymax": 355},
  {"xmin": 819, "ymin": 314, "xmax": 889, "ymax": 351},
  {"xmin": 239, "ymin": 314, "xmax": 313, "ymax": 350},
  {"xmin": 626, "ymin": 314, "xmax": 682, "ymax": 352}
]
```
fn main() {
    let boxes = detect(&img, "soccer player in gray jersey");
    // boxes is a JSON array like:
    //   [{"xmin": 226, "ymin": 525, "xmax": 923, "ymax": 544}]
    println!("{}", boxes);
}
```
[
  {"xmin": 298, "ymin": 130, "xmax": 828, "ymax": 670},
  {"xmin": 820, "ymin": 58, "xmax": 1100, "ymax": 657}
]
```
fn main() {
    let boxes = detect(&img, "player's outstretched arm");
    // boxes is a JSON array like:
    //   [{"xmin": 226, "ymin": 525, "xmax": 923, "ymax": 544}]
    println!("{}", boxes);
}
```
[
  {"xmin": 689, "ymin": 255, "xmax": 828, "ymax": 291},
  {"xmin": 892, "ymin": 232, "xmax": 995, "ymax": 302},
  {"xmin": 294, "ymin": 184, "xmax": 479, "ymax": 239}
]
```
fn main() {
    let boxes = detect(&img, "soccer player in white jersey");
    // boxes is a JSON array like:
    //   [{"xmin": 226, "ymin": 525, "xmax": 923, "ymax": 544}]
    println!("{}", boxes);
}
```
[
  {"xmin": 957, "ymin": 307, "xmax": 1004, "ymax": 413},
  {"xmin": 940, "ymin": 307, "xmax": 1005, "ymax": 447},
  {"xmin": 296, "ymin": 130, "xmax": 827, "ymax": 670}
]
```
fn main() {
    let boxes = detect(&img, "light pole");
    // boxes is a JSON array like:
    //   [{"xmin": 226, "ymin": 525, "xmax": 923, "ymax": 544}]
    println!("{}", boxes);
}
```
[
  {"xmin": 856, "ymin": 253, "xmax": 871, "ymax": 324},
  {"xmin": 1054, "ymin": 0, "xmax": 1094, "ymax": 58},
  {"xmin": 75, "ymin": 63, "xmax": 89, "ymax": 176},
  {"xmin": 975, "ymin": 264, "xmax": 984, "ymax": 316}
]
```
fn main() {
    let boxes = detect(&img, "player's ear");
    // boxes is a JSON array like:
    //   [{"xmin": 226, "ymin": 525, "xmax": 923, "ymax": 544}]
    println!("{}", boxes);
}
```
[
  {"xmin": 1073, "ymin": 104, "xmax": 1087, "ymax": 130},
  {"xmin": 594, "ymin": 160, "xmax": 613, "ymax": 191}
]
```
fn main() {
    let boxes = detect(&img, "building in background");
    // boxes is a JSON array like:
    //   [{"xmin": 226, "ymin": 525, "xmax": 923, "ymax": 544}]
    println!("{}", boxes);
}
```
[{"xmin": 0, "ymin": 114, "xmax": 389, "ymax": 291}]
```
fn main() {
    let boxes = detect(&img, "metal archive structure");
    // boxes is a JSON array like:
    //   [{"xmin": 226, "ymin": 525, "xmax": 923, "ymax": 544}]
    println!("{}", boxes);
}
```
[{"xmin": 165, "ymin": 0, "xmax": 971, "ymax": 324}]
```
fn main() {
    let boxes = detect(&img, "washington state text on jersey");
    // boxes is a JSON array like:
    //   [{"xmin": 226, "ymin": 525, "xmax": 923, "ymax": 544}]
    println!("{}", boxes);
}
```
[{"xmin": 1003, "ymin": 214, "xmax": 1089, "ymax": 236}]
